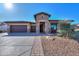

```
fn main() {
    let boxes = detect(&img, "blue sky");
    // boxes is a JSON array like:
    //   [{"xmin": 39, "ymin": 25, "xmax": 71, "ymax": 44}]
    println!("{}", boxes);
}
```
[{"xmin": 0, "ymin": 3, "xmax": 79, "ymax": 24}]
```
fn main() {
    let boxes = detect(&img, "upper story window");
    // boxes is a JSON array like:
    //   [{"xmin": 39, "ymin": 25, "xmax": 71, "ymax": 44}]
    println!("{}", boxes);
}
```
[{"xmin": 42, "ymin": 16, "xmax": 44, "ymax": 19}]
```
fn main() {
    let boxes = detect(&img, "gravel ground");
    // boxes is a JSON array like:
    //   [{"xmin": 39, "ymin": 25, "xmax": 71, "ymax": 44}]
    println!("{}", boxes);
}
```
[{"xmin": 41, "ymin": 36, "xmax": 79, "ymax": 56}]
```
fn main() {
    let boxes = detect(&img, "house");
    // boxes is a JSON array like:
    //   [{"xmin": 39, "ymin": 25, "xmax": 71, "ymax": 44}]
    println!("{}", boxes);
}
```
[
  {"xmin": 0, "ymin": 22, "xmax": 8, "ymax": 32},
  {"xmin": 4, "ymin": 12, "xmax": 73, "ymax": 34}
]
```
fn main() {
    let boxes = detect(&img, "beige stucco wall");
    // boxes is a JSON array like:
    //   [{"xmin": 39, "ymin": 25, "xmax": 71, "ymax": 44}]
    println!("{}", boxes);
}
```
[
  {"xmin": 57, "ymin": 22, "xmax": 61, "ymax": 33},
  {"xmin": 36, "ymin": 14, "xmax": 49, "ymax": 20},
  {"xmin": 36, "ymin": 14, "xmax": 51, "ymax": 34}
]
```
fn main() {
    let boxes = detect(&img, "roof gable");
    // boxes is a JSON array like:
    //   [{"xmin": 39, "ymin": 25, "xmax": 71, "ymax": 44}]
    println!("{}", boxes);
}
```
[{"xmin": 34, "ymin": 12, "xmax": 51, "ymax": 19}]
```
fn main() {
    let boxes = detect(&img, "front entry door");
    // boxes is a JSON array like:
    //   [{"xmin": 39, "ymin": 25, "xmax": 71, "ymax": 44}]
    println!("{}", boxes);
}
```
[{"xmin": 40, "ymin": 22, "xmax": 45, "ymax": 33}]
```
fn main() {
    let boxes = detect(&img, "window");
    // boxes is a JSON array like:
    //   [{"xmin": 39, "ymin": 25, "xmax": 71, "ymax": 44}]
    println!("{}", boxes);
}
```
[
  {"xmin": 42, "ymin": 16, "xmax": 44, "ymax": 19},
  {"xmin": 30, "ymin": 26, "xmax": 36, "ymax": 32}
]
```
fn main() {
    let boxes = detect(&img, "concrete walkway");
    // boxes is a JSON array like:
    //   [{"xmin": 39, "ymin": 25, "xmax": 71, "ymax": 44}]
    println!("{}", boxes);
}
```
[{"xmin": 31, "ymin": 36, "xmax": 44, "ymax": 56}]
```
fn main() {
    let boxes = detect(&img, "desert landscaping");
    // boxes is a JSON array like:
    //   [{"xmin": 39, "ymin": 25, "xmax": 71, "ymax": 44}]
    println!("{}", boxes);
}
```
[
  {"xmin": 41, "ymin": 36, "xmax": 79, "ymax": 56},
  {"xmin": 0, "ymin": 33, "xmax": 79, "ymax": 56}
]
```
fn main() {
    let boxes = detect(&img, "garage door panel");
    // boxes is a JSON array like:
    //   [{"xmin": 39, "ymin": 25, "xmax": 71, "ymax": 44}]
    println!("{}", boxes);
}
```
[{"xmin": 10, "ymin": 25, "xmax": 27, "ymax": 32}]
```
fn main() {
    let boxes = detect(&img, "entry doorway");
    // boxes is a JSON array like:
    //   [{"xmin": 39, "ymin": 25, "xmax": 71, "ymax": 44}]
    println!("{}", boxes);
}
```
[{"xmin": 40, "ymin": 22, "xmax": 45, "ymax": 33}]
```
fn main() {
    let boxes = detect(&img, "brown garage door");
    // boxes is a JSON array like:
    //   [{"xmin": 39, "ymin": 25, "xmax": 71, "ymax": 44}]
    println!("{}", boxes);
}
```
[{"xmin": 10, "ymin": 25, "xmax": 27, "ymax": 32}]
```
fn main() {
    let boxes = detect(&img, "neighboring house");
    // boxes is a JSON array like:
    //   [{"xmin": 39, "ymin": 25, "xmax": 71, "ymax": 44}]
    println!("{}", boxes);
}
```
[
  {"xmin": 0, "ymin": 22, "xmax": 8, "ymax": 32},
  {"xmin": 4, "ymin": 12, "xmax": 73, "ymax": 34}
]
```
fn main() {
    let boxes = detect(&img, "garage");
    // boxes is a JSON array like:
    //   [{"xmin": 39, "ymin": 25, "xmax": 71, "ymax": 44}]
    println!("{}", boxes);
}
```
[{"xmin": 10, "ymin": 25, "xmax": 27, "ymax": 32}]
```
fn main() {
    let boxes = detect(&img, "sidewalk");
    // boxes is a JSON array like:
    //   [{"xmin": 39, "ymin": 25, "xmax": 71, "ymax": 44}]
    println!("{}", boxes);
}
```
[{"xmin": 31, "ymin": 36, "xmax": 44, "ymax": 56}]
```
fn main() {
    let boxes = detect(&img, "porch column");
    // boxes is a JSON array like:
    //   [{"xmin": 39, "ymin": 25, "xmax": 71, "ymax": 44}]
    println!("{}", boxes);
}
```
[
  {"xmin": 7, "ymin": 24, "xmax": 11, "ymax": 33},
  {"xmin": 36, "ymin": 23, "xmax": 40, "ymax": 34},
  {"xmin": 27, "ymin": 24, "xmax": 30, "ymax": 33},
  {"xmin": 45, "ymin": 22, "xmax": 49, "ymax": 34},
  {"xmin": 8, "ymin": 25, "xmax": 10, "ymax": 33},
  {"xmin": 57, "ymin": 23, "xmax": 61, "ymax": 33}
]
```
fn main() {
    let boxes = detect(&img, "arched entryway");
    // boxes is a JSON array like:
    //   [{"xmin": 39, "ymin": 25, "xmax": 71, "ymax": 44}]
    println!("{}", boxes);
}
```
[{"xmin": 40, "ymin": 22, "xmax": 45, "ymax": 33}]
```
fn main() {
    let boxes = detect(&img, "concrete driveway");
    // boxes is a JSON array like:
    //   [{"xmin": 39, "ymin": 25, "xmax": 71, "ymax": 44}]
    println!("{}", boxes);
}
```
[{"xmin": 0, "ymin": 36, "xmax": 34, "ymax": 56}]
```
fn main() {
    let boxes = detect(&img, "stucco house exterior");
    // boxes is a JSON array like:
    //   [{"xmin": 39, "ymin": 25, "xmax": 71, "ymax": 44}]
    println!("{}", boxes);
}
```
[
  {"xmin": 4, "ymin": 12, "xmax": 73, "ymax": 34},
  {"xmin": 0, "ymin": 22, "xmax": 9, "ymax": 32}
]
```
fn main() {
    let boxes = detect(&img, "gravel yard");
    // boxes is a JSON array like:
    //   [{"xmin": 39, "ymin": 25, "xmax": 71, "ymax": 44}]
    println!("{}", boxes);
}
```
[{"xmin": 41, "ymin": 36, "xmax": 79, "ymax": 56}]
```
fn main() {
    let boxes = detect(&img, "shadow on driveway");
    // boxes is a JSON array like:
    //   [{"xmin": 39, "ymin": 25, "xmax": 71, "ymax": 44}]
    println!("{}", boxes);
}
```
[{"xmin": 7, "ymin": 33, "xmax": 53, "ymax": 36}]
